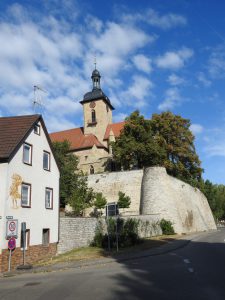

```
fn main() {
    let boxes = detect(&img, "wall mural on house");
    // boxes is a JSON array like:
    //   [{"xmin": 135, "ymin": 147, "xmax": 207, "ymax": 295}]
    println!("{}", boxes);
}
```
[{"xmin": 10, "ymin": 174, "xmax": 22, "ymax": 208}]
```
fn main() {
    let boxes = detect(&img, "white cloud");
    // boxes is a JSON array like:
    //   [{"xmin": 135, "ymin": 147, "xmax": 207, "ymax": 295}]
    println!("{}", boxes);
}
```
[
  {"xmin": 132, "ymin": 54, "xmax": 152, "ymax": 73},
  {"xmin": 122, "ymin": 75, "xmax": 153, "ymax": 107},
  {"xmin": 145, "ymin": 9, "xmax": 187, "ymax": 30},
  {"xmin": 190, "ymin": 124, "xmax": 204, "ymax": 135},
  {"xmin": 158, "ymin": 87, "xmax": 182, "ymax": 111},
  {"xmin": 85, "ymin": 15, "xmax": 103, "ymax": 33},
  {"xmin": 113, "ymin": 112, "xmax": 128, "ymax": 123},
  {"xmin": 167, "ymin": 74, "xmax": 185, "ymax": 86},
  {"xmin": 45, "ymin": 114, "xmax": 79, "ymax": 133},
  {"xmin": 208, "ymin": 44, "xmax": 225, "ymax": 78},
  {"xmin": 197, "ymin": 72, "xmax": 211, "ymax": 87},
  {"xmin": 156, "ymin": 47, "xmax": 193, "ymax": 70},
  {"xmin": 122, "ymin": 8, "xmax": 187, "ymax": 30},
  {"xmin": 205, "ymin": 143, "xmax": 225, "ymax": 157}
]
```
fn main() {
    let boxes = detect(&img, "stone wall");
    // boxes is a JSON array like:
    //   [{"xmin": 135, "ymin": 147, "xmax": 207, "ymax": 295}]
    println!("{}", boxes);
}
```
[
  {"xmin": 58, "ymin": 215, "xmax": 162, "ymax": 254},
  {"xmin": 87, "ymin": 170, "xmax": 143, "ymax": 216},
  {"xmin": 141, "ymin": 167, "xmax": 217, "ymax": 234},
  {"xmin": 86, "ymin": 167, "xmax": 216, "ymax": 234},
  {"xmin": 57, "ymin": 217, "xmax": 98, "ymax": 254}
]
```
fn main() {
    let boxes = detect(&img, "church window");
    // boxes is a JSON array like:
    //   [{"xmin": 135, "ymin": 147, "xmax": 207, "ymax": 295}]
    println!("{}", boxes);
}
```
[
  {"xmin": 91, "ymin": 109, "xmax": 96, "ymax": 123},
  {"xmin": 90, "ymin": 165, "xmax": 94, "ymax": 174}
]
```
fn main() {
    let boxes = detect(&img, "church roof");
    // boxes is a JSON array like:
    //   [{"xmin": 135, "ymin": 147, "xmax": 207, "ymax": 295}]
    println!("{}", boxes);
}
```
[
  {"xmin": 50, "ymin": 127, "xmax": 107, "ymax": 151},
  {"xmin": 80, "ymin": 89, "xmax": 114, "ymax": 110},
  {"xmin": 104, "ymin": 121, "xmax": 125, "ymax": 140}
]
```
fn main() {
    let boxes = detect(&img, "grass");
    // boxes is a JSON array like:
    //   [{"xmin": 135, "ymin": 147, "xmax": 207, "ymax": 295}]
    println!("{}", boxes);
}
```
[{"xmin": 35, "ymin": 234, "xmax": 180, "ymax": 267}]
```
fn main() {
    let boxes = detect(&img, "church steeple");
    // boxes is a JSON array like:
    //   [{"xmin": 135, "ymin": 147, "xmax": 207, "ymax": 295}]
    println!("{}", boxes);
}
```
[{"xmin": 91, "ymin": 68, "xmax": 101, "ymax": 90}]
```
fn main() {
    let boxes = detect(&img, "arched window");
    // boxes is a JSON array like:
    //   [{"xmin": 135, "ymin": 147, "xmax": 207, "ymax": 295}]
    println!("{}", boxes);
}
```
[
  {"xmin": 91, "ymin": 109, "xmax": 96, "ymax": 123},
  {"xmin": 90, "ymin": 165, "xmax": 94, "ymax": 174}
]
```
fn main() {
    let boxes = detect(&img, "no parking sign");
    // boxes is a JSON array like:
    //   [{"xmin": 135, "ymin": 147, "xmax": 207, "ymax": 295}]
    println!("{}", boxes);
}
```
[{"xmin": 6, "ymin": 219, "xmax": 18, "ymax": 239}]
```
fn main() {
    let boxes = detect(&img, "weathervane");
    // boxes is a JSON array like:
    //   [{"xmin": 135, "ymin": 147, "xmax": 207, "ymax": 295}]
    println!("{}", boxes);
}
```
[{"xmin": 94, "ymin": 54, "xmax": 97, "ymax": 70}]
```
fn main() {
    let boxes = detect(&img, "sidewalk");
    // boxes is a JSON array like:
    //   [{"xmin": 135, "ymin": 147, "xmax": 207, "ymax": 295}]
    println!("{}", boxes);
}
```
[{"xmin": 1, "ymin": 231, "xmax": 208, "ymax": 277}]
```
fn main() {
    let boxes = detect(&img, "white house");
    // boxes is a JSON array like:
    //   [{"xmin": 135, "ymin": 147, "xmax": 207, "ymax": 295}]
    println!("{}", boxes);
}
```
[{"xmin": 0, "ymin": 115, "xmax": 60, "ymax": 272}]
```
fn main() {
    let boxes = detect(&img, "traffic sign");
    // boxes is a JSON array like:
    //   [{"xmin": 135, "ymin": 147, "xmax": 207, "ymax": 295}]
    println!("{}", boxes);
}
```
[
  {"xmin": 8, "ymin": 237, "xmax": 16, "ymax": 250},
  {"xmin": 6, "ymin": 219, "xmax": 18, "ymax": 239}
]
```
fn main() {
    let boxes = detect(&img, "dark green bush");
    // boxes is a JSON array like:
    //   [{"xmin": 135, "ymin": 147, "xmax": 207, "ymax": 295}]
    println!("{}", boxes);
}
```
[
  {"xmin": 91, "ymin": 218, "xmax": 142, "ymax": 249},
  {"xmin": 160, "ymin": 219, "xmax": 175, "ymax": 235}
]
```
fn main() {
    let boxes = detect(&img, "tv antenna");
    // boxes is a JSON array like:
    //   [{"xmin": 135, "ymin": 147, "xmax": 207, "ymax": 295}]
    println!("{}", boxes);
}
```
[{"xmin": 33, "ymin": 85, "xmax": 47, "ymax": 113}]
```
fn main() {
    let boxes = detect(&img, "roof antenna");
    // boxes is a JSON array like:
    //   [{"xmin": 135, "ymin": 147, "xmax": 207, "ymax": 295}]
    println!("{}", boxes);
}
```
[{"xmin": 33, "ymin": 85, "xmax": 47, "ymax": 113}]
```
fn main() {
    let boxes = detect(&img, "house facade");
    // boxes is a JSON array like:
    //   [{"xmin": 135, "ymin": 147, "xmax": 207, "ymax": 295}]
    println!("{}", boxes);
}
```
[
  {"xmin": 50, "ymin": 68, "xmax": 124, "ymax": 174},
  {"xmin": 0, "ymin": 115, "xmax": 60, "ymax": 272}
]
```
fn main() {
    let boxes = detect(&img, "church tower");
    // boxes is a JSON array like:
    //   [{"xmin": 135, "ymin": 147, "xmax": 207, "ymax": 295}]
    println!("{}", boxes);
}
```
[{"xmin": 80, "ymin": 68, "xmax": 114, "ymax": 144}]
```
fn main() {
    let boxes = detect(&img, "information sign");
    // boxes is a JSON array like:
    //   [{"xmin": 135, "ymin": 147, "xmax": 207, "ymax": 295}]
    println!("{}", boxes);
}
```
[{"xmin": 6, "ymin": 219, "xmax": 18, "ymax": 239}]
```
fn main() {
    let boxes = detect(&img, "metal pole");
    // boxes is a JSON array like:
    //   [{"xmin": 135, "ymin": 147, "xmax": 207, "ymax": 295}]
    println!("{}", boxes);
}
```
[
  {"xmin": 107, "ymin": 217, "xmax": 111, "ymax": 251},
  {"xmin": 8, "ymin": 249, "xmax": 12, "ymax": 272},
  {"xmin": 116, "ymin": 216, "xmax": 119, "ymax": 252},
  {"xmin": 23, "ymin": 244, "xmax": 25, "ymax": 266},
  {"xmin": 21, "ymin": 222, "xmax": 26, "ymax": 265}
]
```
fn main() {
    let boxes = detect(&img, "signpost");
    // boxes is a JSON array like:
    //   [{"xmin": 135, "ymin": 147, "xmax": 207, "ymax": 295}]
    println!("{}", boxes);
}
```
[
  {"xmin": 6, "ymin": 219, "xmax": 18, "ymax": 239},
  {"xmin": 105, "ymin": 203, "xmax": 119, "ymax": 252},
  {"xmin": 8, "ymin": 237, "xmax": 16, "ymax": 271}
]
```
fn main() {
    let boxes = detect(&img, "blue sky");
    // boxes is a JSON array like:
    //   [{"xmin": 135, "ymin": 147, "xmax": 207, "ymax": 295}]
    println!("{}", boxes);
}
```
[{"xmin": 0, "ymin": 0, "xmax": 225, "ymax": 184}]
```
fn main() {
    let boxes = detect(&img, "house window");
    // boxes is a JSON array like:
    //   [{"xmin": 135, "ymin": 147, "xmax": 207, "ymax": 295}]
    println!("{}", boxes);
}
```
[
  {"xmin": 45, "ymin": 188, "xmax": 53, "ymax": 209},
  {"xmin": 42, "ymin": 229, "xmax": 50, "ymax": 246},
  {"xmin": 91, "ymin": 109, "xmax": 96, "ymax": 123},
  {"xmin": 34, "ymin": 124, "xmax": 40, "ymax": 135},
  {"xmin": 20, "ymin": 229, "xmax": 30, "ymax": 250},
  {"xmin": 23, "ymin": 143, "xmax": 32, "ymax": 165},
  {"xmin": 43, "ymin": 151, "xmax": 50, "ymax": 171},
  {"xmin": 21, "ymin": 183, "xmax": 31, "ymax": 207}
]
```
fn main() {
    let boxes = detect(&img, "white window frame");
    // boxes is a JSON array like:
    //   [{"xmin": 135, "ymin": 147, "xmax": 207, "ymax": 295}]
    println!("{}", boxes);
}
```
[
  {"xmin": 43, "ymin": 151, "xmax": 50, "ymax": 171},
  {"xmin": 21, "ymin": 183, "xmax": 31, "ymax": 207},
  {"xmin": 34, "ymin": 124, "xmax": 40, "ymax": 135},
  {"xmin": 45, "ymin": 188, "xmax": 53, "ymax": 209},
  {"xmin": 23, "ymin": 143, "xmax": 32, "ymax": 165}
]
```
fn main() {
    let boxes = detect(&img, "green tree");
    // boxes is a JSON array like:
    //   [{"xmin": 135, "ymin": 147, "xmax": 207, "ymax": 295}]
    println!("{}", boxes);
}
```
[
  {"xmin": 52, "ymin": 140, "xmax": 79, "ymax": 207},
  {"xmin": 150, "ymin": 111, "xmax": 203, "ymax": 184},
  {"xmin": 52, "ymin": 140, "xmax": 95, "ymax": 215},
  {"xmin": 94, "ymin": 192, "xmax": 107, "ymax": 209},
  {"xmin": 202, "ymin": 180, "xmax": 225, "ymax": 220},
  {"xmin": 118, "ymin": 191, "xmax": 131, "ymax": 209},
  {"xmin": 68, "ymin": 176, "xmax": 95, "ymax": 216},
  {"xmin": 112, "ymin": 111, "xmax": 166, "ymax": 170}
]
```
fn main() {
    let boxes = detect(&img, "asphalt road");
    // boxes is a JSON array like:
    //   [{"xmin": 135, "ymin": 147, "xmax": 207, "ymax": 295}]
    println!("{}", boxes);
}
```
[{"xmin": 0, "ymin": 228, "xmax": 225, "ymax": 300}]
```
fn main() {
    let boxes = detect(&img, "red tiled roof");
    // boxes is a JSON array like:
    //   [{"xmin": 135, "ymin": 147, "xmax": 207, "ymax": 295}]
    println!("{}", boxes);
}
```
[
  {"xmin": 50, "ymin": 127, "xmax": 106, "ymax": 151},
  {"xmin": 104, "ymin": 121, "xmax": 125, "ymax": 140},
  {"xmin": 0, "ymin": 115, "xmax": 40, "ymax": 162}
]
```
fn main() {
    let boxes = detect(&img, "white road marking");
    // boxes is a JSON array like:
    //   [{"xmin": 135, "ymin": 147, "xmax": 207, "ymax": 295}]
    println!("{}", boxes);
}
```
[
  {"xmin": 188, "ymin": 268, "xmax": 194, "ymax": 273},
  {"xmin": 183, "ymin": 259, "xmax": 190, "ymax": 264}
]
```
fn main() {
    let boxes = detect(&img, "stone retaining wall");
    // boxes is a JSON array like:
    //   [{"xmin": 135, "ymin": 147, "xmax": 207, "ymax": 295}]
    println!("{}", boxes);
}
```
[
  {"xmin": 58, "ymin": 215, "xmax": 162, "ymax": 254},
  {"xmin": 57, "ymin": 217, "xmax": 98, "ymax": 254}
]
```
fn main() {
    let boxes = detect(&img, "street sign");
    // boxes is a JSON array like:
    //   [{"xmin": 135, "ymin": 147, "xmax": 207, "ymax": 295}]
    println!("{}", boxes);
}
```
[
  {"xmin": 8, "ymin": 237, "xmax": 16, "ymax": 250},
  {"xmin": 6, "ymin": 219, "xmax": 18, "ymax": 239}
]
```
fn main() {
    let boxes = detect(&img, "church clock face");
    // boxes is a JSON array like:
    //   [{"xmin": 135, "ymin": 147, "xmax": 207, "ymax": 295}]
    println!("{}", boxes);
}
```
[{"xmin": 89, "ymin": 102, "xmax": 96, "ymax": 108}]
